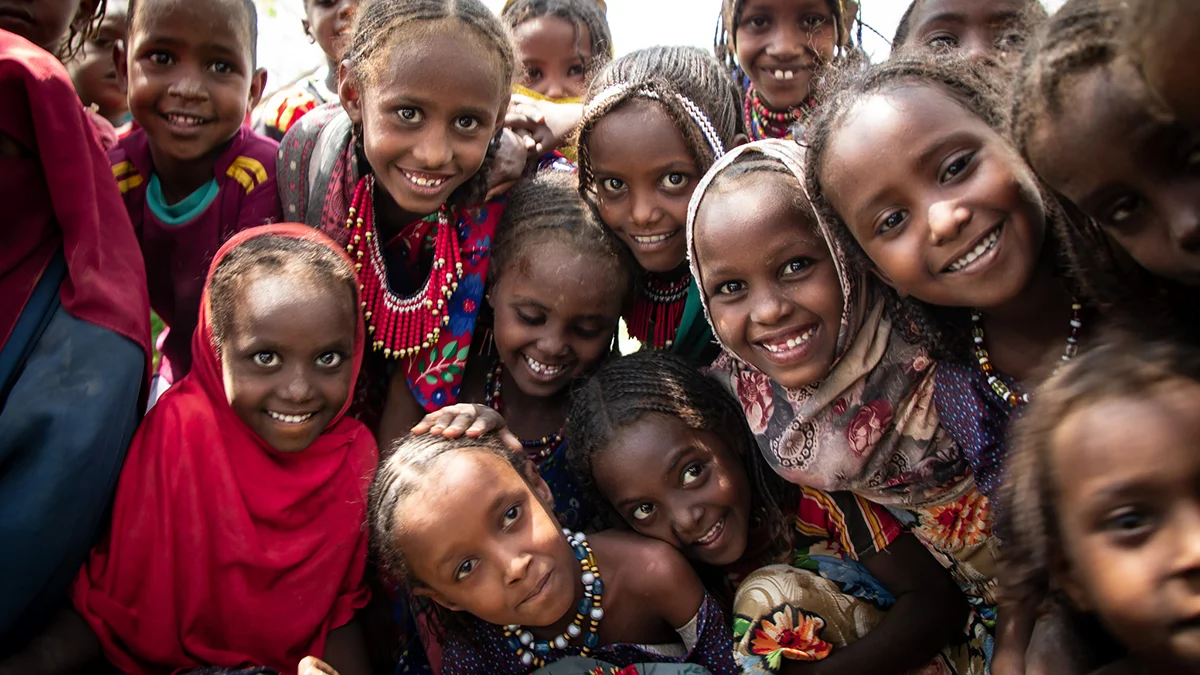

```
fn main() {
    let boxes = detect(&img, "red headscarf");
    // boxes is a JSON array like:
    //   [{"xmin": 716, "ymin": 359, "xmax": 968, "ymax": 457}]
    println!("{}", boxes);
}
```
[
  {"xmin": 72, "ymin": 224, "xmax": 377, "ymax": 675},
  {"xmin": 0, "ymin": 30, "xmax": 150, "ymax": 359}
]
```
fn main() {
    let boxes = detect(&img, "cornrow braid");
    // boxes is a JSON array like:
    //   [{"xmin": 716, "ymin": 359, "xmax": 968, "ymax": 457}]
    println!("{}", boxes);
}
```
[
  {"xmin": 565, "ymin": 352, "xmax": 794, "ymax": 562},
  {"xmin": 500, "ymin": 0, "xmax": 613, "ymax": 64},
  {"xmin": 714, "ymin": 0, "xmax": 859, "ymax": 91},
  {"xmin": 576, "ymin": 46, "xmax": 744, "ymax": 200}
]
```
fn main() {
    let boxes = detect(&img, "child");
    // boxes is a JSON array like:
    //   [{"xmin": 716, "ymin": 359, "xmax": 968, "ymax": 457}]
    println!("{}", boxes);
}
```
[
  {"xmin": 1010, "ymin": 0, "xmax": 1200, "ymax": 335},
  {"xmin": 686, "ymin": 139, "xmax": 995, "ymax": 669},
  {"xmin": 575, "ymin": 45, "xmax": 743, "ymax": 364},
  {"xmin": 66, "ymin": 0, "xmax": 131, "ymax": 130},
  {"xmin": 3, "ymin": 224, "xmax": 377, "ymax": 675},
  {"xmin": 254, "ymin": 0, "xmax": 357, "ymax": 142},
  {"xmin": 569, "ymin": 351, "xmax": 980, "ymax": 674},
  {"xmin": 0, "ymin": 30, "xmax": 149, "ymax": 644},
  {"xmin": 713, "ymin": 0, "xmax": 860, "ymax": 140},
  {"xmin": 1002, "ymin": 336, "xmax": 1200, "ymax": 674},
  {"xmin": 278, "ymin": 0, "xmax": 515, "ymax": 446},
  {"xmin": 1125, "ymin": 0, "xmax": 1200, "ymax": 127},
  {"xmin": 365, "ymin": 431, "xmax": 739, "ymax": 674},
  {"xmin": 890, "ymin": 0, "xmax": 1047, "ymax": 63},
  {"xmin": 111, "ymin": 0, "xmax": 278, "ymax": 398},
  {"xmin": 501, "ymin": 0, "xmax": 611, "ymax": 103}
]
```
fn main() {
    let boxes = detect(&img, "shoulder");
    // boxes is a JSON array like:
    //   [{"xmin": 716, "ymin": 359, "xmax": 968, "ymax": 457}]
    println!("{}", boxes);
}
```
[
  {"xmin": 219, "ymin": 126, "xmax": 279, "ymax": 194},
  {"xmin": 599, "ymin": 532, "xmax": 705, "ymax": 629},
  {"xmin": 110, "ymin": 131, "xmax": 148, "ymax": 197}
]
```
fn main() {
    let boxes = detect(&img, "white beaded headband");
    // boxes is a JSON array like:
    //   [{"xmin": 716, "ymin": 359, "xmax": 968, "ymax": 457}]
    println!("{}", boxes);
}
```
[{"xmin": 584, "ymin": 81, "xmax": 727, "ymax": 161}]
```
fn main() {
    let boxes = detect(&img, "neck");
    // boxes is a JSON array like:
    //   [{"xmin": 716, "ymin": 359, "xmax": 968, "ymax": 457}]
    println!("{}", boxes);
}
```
[
  {"xmin": 324, "ymin": 59, "xmax": 339, "ymax": 94},
  {"xmin": 373, "ymin": 181, "xmax": 431, "ymax": 241},
  {"xmin": 149, "ymin": 136, "xmax": 232, "ymax": 205},
  {"xmin": 977, "ymin": 254, "xmax": 1074, "ymax": 380},
  {"xmin": 648, "ymin": 261, "xmax": 690, "ymax": 284},
  {"xmin": 527, "ymin": 543, "xmax": 586, "ymax": 640}
]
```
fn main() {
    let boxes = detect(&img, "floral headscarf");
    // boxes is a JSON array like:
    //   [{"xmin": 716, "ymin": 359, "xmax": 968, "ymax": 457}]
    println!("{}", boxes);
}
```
[{"xmin": 686, "ymin": 140, "xmax": 971, "ymax": 509}]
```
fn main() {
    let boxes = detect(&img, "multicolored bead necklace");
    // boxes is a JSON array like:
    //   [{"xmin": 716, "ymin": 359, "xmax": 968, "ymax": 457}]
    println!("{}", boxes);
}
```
[
  {"xmin": 504, "ymin": 529, "xmax": 604, "ymax": 668},
  {"xmin": 343, "ymin": 175, "xmax": 464, "ymax": 359},
  {"xmin": 484, "ymin": 359, "xmax": 565, "ymax": 463},
  {"xmin": 971, "ymin": 302, "xmax": 1083, "ymax": 406},
  {"xmin": 626, "ymin": 271, "xmax": 690, "ymax": 350},
  {"xmin": 743, "ymin": 83, "xmax": 813, "ymax": 141}
]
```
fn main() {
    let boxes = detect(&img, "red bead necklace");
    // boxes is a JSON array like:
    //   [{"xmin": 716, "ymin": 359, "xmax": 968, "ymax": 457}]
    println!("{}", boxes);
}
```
[
  {"xmin": 626, "ymin": 271, "xmax": 690, "ymax": 350},
  {"xmin": 743, "ymin": 83, "xmax": 812, "ymax": 140}
]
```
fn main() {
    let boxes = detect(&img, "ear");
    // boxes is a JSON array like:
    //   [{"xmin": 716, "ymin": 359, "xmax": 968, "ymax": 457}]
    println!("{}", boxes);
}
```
[
  {"xmin": 248, "ymin": 68, "xmax": 268, "ymax": 110},
  {"xmin": 870, "ymin": 267, "xmax": 906, "ymax": 297},
  {"xmin": 730, "ymin": 132, "xmax": 750, "ymax": 149},
  {"xmin": 339, "ymin": 60, "xmax": 363, "ymax": 124},
  {"xmin": 411, "ymin": 585, "xmax": 464, "ymax": 612},
  {"xmin": 519, "ymin": 458, "xmax": 556, "ymax": 515},
  {"xmin": 492, "ymin": 93, "xmax": 512, "ymax": 135},
  {"xmin": 301, "ymin": 17, "xmax": 312, "ymax": 40}
]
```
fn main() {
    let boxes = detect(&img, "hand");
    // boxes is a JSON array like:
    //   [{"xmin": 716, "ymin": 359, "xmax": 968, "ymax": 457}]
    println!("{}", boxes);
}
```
[
  {"xmin": 298, "ymin": 657, "xmax": 339, "ymax": 675},
  {"xmin": 486, "ymin": 128, "xmax": 532, "ymax": 200},
  {"xmin": 411, "ymin": 403, "xmax": 522, "ymax": 453},
  {"xmin": 505, "ymin": 97, "xmax": 557, "ymax": 156}
]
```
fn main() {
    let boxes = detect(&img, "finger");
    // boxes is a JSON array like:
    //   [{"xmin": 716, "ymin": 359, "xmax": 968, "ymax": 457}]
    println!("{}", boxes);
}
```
[
  {"xmin": 443, "ymin": 413, "xmax": 477, "ymax": 437},
  {"xmin": 487, "ymin": 180, "xmax": 519, "ymax": 200},
  {"xmin": 499, "ymin": 427, "xmax": 523, "ymax": 454},
  {"xmin": 299, "ymin": 657, "xmax": 339, "ymax": 675},
  {"xmin": 465, "ymin": 416, "xmax": 493, "ymax": 437}
]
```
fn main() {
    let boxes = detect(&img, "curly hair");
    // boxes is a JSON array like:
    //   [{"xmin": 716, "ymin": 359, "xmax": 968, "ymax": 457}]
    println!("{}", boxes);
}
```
[
  {"xmin": 57, "ymin": 0, "xmax": 110, "ymax": 60},
  {"xmin": 565, "ymin": 351, "xmax": 794, "ymax": 561},
  {"xmin": 891, "ymin": 0, "xmax": 1047, "ymax": 55},
  {"xmin": 575, "ymin": 46, "xmax": 744, "ymax": 200},
  {"xmin": 802, "ymin": 53, "xmax": 1086, "ymax": 361},
  {"xmin": 500, "ymin": 0, "xmax": 613, "ymax": 68}
]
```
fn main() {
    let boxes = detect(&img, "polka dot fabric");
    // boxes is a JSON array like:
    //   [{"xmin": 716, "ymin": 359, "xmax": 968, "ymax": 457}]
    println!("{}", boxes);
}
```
[{"xmin": 932, "ymin": 361, "xmax": 1019, "ymax": 504}]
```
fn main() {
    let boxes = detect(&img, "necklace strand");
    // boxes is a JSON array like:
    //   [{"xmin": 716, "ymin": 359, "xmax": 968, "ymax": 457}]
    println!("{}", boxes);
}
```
[
  {"xmin": 484, "ymin": 360, "xmax": 565, "ymax": 462},
  {"xmin": 743, "ymin": 84, "xmax": 811, "ymax": 140},
  {"xmin": 626, "ymin": 271, "xmax": 690, "ymax": 349},
  {"xmin": 971, "ymin": 302, "xmax": 1083, "ymax": 406}
]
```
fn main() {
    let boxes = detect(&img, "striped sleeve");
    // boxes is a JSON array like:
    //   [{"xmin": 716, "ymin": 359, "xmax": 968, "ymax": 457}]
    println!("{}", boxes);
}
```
[{"xmin": 793, "ymin": 486, "xmax": 903, "ymax": 560}]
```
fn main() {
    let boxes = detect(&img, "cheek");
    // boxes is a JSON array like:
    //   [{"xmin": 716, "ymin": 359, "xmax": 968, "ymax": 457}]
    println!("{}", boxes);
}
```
[{"xmin": 708, "ymin": 304, "xmax": 745, "ymax": 346}]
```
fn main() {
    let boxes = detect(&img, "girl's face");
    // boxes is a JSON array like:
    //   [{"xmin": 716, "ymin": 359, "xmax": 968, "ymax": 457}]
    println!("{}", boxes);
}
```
[
  {"xmin": 0, "ymin": 0, "xmax": 93, "ymax": 53},
  {"xmin": 1027, "ymin": 62, "xmax": 1200, "ymax": 287},
  {"xmin": 490, "ymin": 241, "xmax": 623, "ymax": 398},
  {"xmin": 590, "ymin": 413, "xmax": 752, "ymax": 567},
  {"xmin": 66, "ymin": 0, "xmax": 128, "ymax": 122},
  {"xmin": 821, "ymin": 84, "xmax": 1046, "ymax": 310},
  {"xmin": 901, "ymin": 0, "xmax": 1031, "ymax": 63},
  {"xmin": 402, "ymin": 450, "xmax": 579, "ymax": 628},
  {"xmin": 513, "ymin": 15, "xmax": 591, "ymax": 100},
  {"xmin": 1054, "ymin": 380, "xmax": 1200, "ymax": 669},
  {"xmin": 588, "ymin": 99, "xmax": 699, "ymax": 274},
  {"xmin": 695, "ymin": 174, "xmax": 843, "ymax": 389},
  {"xmin": 304, "ymin": 0, "xmax": 356, "ymax": 65},
  {"xmin": 1136, "ymin": 0, "xmax": 1200, "ymax": 128},
  {"xmin": 734, "ymin": 0, "xmax": 836, "ymax": 110},
  {"xmin": 342, "ymin": 24, "xmax": 509, "ymax": 219},
  {"xmin": 221, "ymin": 273, "xmax": 357, "ymax": 453}
]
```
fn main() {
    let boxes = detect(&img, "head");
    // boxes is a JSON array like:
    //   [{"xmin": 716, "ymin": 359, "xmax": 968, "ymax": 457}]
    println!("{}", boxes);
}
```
[
  {"xmin": 370, "ymin": 432, "xmax": 578, "ymax": 629},
  {"xmin": 567, "ymin": 352, "xmax": 791, "ymax": 568},
  {"xmin": 208, "ymin": 232, "xmax": 359, "ymax": 454},
  {"xmin": 577, "ymin": 46, "xmax": 745, "ymax": 274},
  {"xmin": 66, "ymin": 0, "xmax": 128, "ymax": 124},
  {"xmin": 714, "ymin": 0, "xmax": 858, "ymax": 110},
  {"xmin": 1004, "ymin": 336, "xmax": 1200, "ymax": 671},
  {"xmin": 1012, "ymin": 0, "xmax": 1200, "ymax": 288},
  {"xmin": 689, "ymin": 142, "xmax": 845, "ymax": 389},
  {"xmin": 120, "ymin": 0, "xmax": 265, "ymax": 168},
  {"xmin": 1124, "ymin": 0, "xmax": 1200, "ymax": 128},
  {"xmin": 805, "ymin": 54, "xmax": 1056, "ymax": 357},
  {"xmin": 488, "ymin": 170, "xmax": 633, "ymax": 399},
  {"xmin": 501, "ymin": 0, "xmax": 611, "ymax": 101},
  {"xmin": 340, "ymin": 0, "xmax": 514, "ymax": 220},
  {"xmin": 0, "ymin": 0, "xmax": 104, "ymax": 59},
  {"xmin": 891, "ymin": 0, "xmax": 1047, "ymax": 64},
  {"xmin": 303, "ymin": 0, "xmax": 358, "ymax": 65}
]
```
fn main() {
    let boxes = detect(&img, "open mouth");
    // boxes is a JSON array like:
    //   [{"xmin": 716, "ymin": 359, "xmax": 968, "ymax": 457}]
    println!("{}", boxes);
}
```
[
  {"xmin": 692, "ymin": 518, "xmax": 725, "ymax": 548},
  {"xmin": 944, "ymin": 226, "xmax": 1002, "ymax": 274},
  {"xmin": 522, "ymin": 353, "xmax": 569, "ymax": 380},
  {"xmin": 759, "ymin": 325, "xmax": 817, "ymax": 354},
  {"xmin": 162, "ymin": 112, "xmax": 212, "ymax": 129},
  {"xmin": 266, "ymin": 410, "xmax": 316, "ymax": 425},
  {"xmin": 629, "ymin": 230, "xmax": 680, "ymax": 247},
  {"xmin": 401, "ymin": 169, "xmax": 451, "ymax": 194}
]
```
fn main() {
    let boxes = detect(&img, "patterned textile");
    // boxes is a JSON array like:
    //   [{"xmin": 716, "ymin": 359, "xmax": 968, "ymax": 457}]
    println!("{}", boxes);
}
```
[
  {"xmin": 932, "ymin": 360, "xmax": 1016, "ymax": 503},
  {"xmin": 254, "ymin": 66, "xmax": 337, "ymax": 142},
  {"xmin": 534, "ymin": 657, "xmax": 712, "ymax": 675}
]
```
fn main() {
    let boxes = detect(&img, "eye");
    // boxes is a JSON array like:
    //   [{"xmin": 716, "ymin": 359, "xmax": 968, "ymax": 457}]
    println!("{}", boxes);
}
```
[
  {"xmin": 601, "ymin": 177, "xmax": 625, "ymax": 193},
  {"xmin": 147, "ymin": 51, "xmax": 173, "ymax": 65},
  {"xmin": 744, "ymin": 15, "xmax": 769, "ymax": 30},
  {"xmin": 397, "ymin": 107, "xmax": 422, "ymax": 123},
  {"xmin": 454, "ymin": 558, "xmax": 477, "ymax": 581},
  {"xmin": 316, "ymin": 351, "xmax": 344, "ymax": 367},
  {"xmin": 253, "ymin": 351, "xmax": 281, "ymax": 367},
  {"xmin": 660, "ymin": 173, "xmax": 689, "ymax": 190},
  {"xmin": 940, "ymin": 151, "xmax": 975, "ymax": 183},
  {"xmin": 1107, "ymin": 195, "xmax": 1143, "ymax": 225},
  {"xmin": 573, "ymin": 324, "xmax": 606, "ymax": 339},
  {"xmin": 631, "ymin": 504, "xmax": 655, "ymax": 521},
  {"xmin": 524, "ymin": 66, "xmax": 543, "ymax": 82},
  {"xmin": 93, "ymin": 37, "xmax": 115, "ymax": 49},
  {"xmin": 802, "ymin": 15, "xmax": 827, "ymax": 30},
  {"xmin": 502, "ymin": 504, "xmax": 521, "ymax": 528},
  {"xmin": 210, "ymin": 60, "xmax": 236, "ymax": 74},
  {"xmin": 681, "ymin": 462, "xmax": 705, "ymax": 486},
  {"xmin": 927, "ymin": 34, "xmax": 958, "ymax": 50},
  {"xmin": 876, "ymin": 210, "xmax": 908, "ymax": 235},
  {"xmin": 516, "ymin": 310, "xmax": 545, "ymax": 326},
  {"xmin": 1101, "ymin": 506, "xmax": 1156, "ymax": 543},
  {"xmin": 455, "ymin": 116, "xmax": 482, "ymax": 132},
  {"xmin": 996, "ymin": 31, "xmax": 1026, "ymax": 50},
  {"xmin": 715, "ymin": 280, "xmax": 746, "ymax": 296},
  {"xmin": 568, "ymin": 63, "xmax": 586, "ymax": 77},
  {"xmin": 1185, "ymin": 146, "xmax": 1200, "ymax": 169}
]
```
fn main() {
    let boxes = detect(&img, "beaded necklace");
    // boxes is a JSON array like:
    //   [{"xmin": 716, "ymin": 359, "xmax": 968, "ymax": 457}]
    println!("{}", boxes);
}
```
[
  {"xmin": 504, "ymin": 529, "xmax": 604, "ymax": 668},
  {"xmin": 484, "ymin": 359, "xmax": 565, "ymax": 463},
  {"xmin": 743, "ymin": 83, "xmax": 813, "ymax": 141},
  {"xmin": 971, "ymin": 302, "xmax": 1083, "ymax": 406},
  {"xmin": 626, "ymin": 271, "xmax": 691, "ymax": 350},
  {"xmin": 343, "ymin": 175, "xmax": 464, "ymax": 359}
]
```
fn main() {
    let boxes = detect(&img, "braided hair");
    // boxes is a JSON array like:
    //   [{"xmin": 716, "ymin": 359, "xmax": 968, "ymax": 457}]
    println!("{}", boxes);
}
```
[
  {"xmin": 500, "ymin": 0, "xmax": 613, "ymax": 65},
  {"xmin": 891, "ymin": 0, "xmax": 1047, "ymax": 55},
  {"xmin": 576, "ymin": 46, "xmax": 744, "ymax": 200},
  {"xmin": 59, "ymin": 0, "xmax": 110, "ymax": 60},
  {"xmin": 566, "ymin": 352, "xmax": 794, "ymax": 562},
  {"xmin": 128, "ymin": 0, "xmax": 258, "ymax": 66}
]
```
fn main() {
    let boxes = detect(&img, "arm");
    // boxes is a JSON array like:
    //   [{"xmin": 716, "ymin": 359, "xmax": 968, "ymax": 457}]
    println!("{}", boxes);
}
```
[
  {"xmin": 0, "ymin": 608, "xmax": 102, "ymax": 675},
  {"xmin": 990, "ymin": 596, "xmax": 1035, "ymax": 675},
  {"xmin": 784, "ymin": 533, "xmax": 968, "ymax": 675},
  {"xmin": 322, "ymin": 621, "xmax": 371, "ymax": 675}
]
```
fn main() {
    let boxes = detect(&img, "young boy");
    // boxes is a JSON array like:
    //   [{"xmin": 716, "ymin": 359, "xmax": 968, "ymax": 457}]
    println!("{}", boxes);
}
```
[{"xmin": 111, "ymin": 0, "xmax": 279, "ymax": 394}]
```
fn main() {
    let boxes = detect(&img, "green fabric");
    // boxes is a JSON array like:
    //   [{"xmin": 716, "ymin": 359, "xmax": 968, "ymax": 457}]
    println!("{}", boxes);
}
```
[
  {"xmin": 668, "ymin": 278, "xmax": 719, "ymax": 366},
  {"xmin": 146, "ymin": 175, "xmax": 219, "ymax": 226}
]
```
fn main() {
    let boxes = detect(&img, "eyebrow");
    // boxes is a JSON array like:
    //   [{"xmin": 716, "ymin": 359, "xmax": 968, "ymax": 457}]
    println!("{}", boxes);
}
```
[
  {"xmin": 921, "ymin": 10, "xmax": 1023, "ymax": 28},
  {"xmin": 851, "ymin": 133, "xmax": 970, "ymax": 225},
  {"xmin": 510, "ymin": 296, "xmax": 614, "ymax": 323},
  {"xmin": 611, "ymin": 444, "xmax": 691, "ymax": 511}
]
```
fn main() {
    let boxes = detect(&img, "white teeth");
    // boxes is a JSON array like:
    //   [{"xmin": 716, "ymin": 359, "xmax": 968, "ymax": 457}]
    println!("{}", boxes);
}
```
[
  {"xmin": 947, "ymin": 229, "xmax": 1000, "ymax": 272},
  {"xmin": 404, "ymin": 171, "xmax": 448, "ymax": 188},
  {"xmin": 771, "ymin": 69, "xmax": 796, "ymax": 80},
  {"xmin": 762, "ymin": 327, "xmax": 816, "ymax": 354},
  {"xmin": 167, "ymin": 114, "xmax": 205, "ymax": 126},
  {"xmin": 631, "ymin": 232, "xmax": 676, "ymax": 244},
  {"xmin": 695, "ymin": 519, "xmax": 723, "ymax": 545},
  {"xmin": 524, "ymin": 354, "xmax": 566, "ymax": 377},
  {"xmin": 267, "ymin": 411, "xmax": 314, "ymax": 424}
]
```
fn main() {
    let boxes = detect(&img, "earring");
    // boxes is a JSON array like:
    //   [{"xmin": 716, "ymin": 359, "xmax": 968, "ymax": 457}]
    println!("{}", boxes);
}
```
[{"xmin": 306, "ymin": 32, "xmax": 316, "ymax": 44}]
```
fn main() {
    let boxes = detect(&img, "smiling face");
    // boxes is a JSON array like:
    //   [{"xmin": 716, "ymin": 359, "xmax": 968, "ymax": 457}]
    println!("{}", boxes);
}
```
[
  {"xmin": 121, "ymin": 0, "xmax": 263, "ymax": 168},
  {"xmin": 696, "ymin": 171, "xmax": 843, "ymax": 388},
  {"xmin": 0, "ymin": 0, "xmax": 92, "ymax": 54},
  {"xmin": 1054, "ymin": 380, "xmax": 1200, "ymax": 670},
  {"xmin": 221, "ymin": 271, "xmax": 357, "ymax": 453},
  {"xmin": 901, "ymin": 0, "xmax": 1032, "ymax": 63},
  {"xmin": 513, "ymin": 15, "xmax": 591, "ymax": 100},
  {"xmin": 304, "ymin": 0, "xmax": 356, "ymax": 64},
  {"xmin": 591, "ymin": 413, "xmax": 752, "ymax": 567},
  {"xmin": 734, "ymin": 0, "xmax": 836, "ymax": 110},
  {"xmin": 66, "ymin": 0, "xmax": 128, "ymax": 122},
  {"xmin": 399, "ymin": 449, "xmax": 578, "ymax": 628},
  {"xmin": 588, "ymin": 99, "xmax": 700, "ymax": 273},
  {"xmin": 1027, "ymin": 63, "xmax": 1200, "ymax": 287},
  {"xmin": 343, "ymin": 22, "xmax": 509, "ymax": 221},
  {"xmin": 820, "ymin": 83, "xmax": 1046, "ymax": 310}
]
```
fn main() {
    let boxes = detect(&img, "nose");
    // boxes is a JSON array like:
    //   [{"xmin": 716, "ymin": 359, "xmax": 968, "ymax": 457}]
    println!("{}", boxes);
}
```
[
  {"xmin": 1164, "ymin": 194, "xmax": 1200, "ymax": 253},
  {"xmin": 960, "ymin": 34, "xmax": 992, "ymax": 61},
  {"xmin": 167, "ymin": 65, "xmax": 207, "ymax": 100},
  {"xmin": 670, "ymin": 501, "xmax": 705, "ymax": 542},
  {"xmin": 629, "ymin": 190, "xmax": 661, "ymax": 230},
  {"xmin": 281, "ymin": 365, "xmax": 315, "ymax": 403},
  {"xmin": 748, "ymin": 286, "xmax": 790, "ymax": 326},
  {"xmin": 338, "ymin": 0, "xmax": 356, "ymax": 20},
  {"xmin": 766, "ymin": 25, "xmax": 803, "ymax": 59},
  {"xmin": 927, "ymin": 200, "xmax": 972, "ymax": 245},
  {"xmin": 536, "ymin": 331, "xmax": 569, "ymax": 358},
  {"xmin": 504, "ymin": 548, "xmax": 533, "ymax": 586},
  {"xmin": 544, "ymin": 77, "xmax": 566, "ymax": 100},
  {"xmin": 412, "ymin": 124, "xmax": 452, "ymax": 169},
  {"xmin": 1170, "ymin": 504, "xmax": 1200, "ymax": 578}
]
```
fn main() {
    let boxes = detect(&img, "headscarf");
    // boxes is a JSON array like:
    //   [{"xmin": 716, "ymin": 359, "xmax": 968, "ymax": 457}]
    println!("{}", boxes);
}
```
[
  {"xmin": 0, "ymin": 30, "xmax": 150, "ymax": 362},
  {"xmin": 72, "ymin": 224, "xmax": 377, "ymax": 675},
  {"xmin": 686, "ymin": 140, "xmax": 970, "ymax": 509}
]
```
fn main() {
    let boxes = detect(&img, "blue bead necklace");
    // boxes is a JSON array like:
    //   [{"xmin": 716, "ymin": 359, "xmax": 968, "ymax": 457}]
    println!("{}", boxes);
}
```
[{"xmin": 503, "ymin": 529, "xmax": 604, "ymax": 668}]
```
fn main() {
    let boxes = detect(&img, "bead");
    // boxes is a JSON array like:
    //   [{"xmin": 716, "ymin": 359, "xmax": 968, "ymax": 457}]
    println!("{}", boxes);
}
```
[
  {"xmin": 567, "ymin": 623, "xmax": 582, "ymax": 638},
  {"xmin": 554, "ymin": 636, "xmax": 568, "ymax": 650},
  {"xmin": 519, "ymin": 631, "xmax": 533, "ymax": 646},
  {"xmin": 584, "ymin": 631, "xmax": 599, "ymax": 649},
  {"xmin": 590, "ymin": 607, "xmax": 604, "ymax": 621},
  {"xmin": 505, "ymin": 636, "xmax": 521, "ymax": 652},
  {"xmin": 532, "ymin": 642, "xmax": 551, "ymax": 655},
  {"xmin": 578, "ymin": 597, "xmax": 591, "ymax": 615},
  {"xmin": 592, "ymin": 578, "xmax": 604, "ymax": 596},
  {"xmin": 520, "ymin": 652, "xmax": 533, "ymax": 667},
  {"xmin": 581, "ymin": 571, "xmax": 595, "ymax": 585}
]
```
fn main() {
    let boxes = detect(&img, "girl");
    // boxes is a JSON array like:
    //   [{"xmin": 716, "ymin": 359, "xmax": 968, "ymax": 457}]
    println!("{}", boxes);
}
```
[
  {"xmin": 3, "ymin": 224, "xmax": 376, "ymax": 675},
  {"xmin": 1002, "ymin": 336, "xmax": 1200, "ymax": 674},
  {"xmin": 575, "ymin": 45, "xmax": 743, "ymax": 364},
  {"xmin": 685, "ymin": 139, "xmax": 994, "ymax": 670},
  {"xmin": 278, "ymin": 0, "xmax": 515, "ymax": 446},
  {"xmin": 0, "ymin": 31, "xmax": 149, "ymax": 644},
  {"xmin": 502, "ymin": 0, "xmax": 611, "ymax": 103},
  {"xmin": 365, "ymin": 431, "xmax": 739, "ymax": 674},
  {"xmin": 1010, "ymin": 0, "xmax": 1200, "ymax": 337},
  {"xmin": 256, "ymin": 0, "xmax": 358, "ymax": 141},
  {"xmin": 713, "ymin": 0, "xmax": 860, "ymax": 140},
  {"xmin": 568, "ymin": 351, "xmax": 975, "ymax": 674},
  {"xmin": 66, "ymin": 0, "xmax": 131, "ymax": 133},
  {"xmin": 890, "ymin": 0, "xmax": 1047, "ymax": 64},
  {"xmin": 1125, "ymin": 0, "xmax": 1200, "ymax": 127}
]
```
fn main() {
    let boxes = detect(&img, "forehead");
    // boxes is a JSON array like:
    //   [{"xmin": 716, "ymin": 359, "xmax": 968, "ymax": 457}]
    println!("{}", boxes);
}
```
[
  {"xmin": 370, "ymin": 21, "xmax": 507, "ymax": 104},
  {"xmin": 132, "ymin": 0, "xmax": 252, "ymax": 55},
  {"xmin": 497, "ymin": 239, "xmax": 624, "ymax": 311},
  {"xmin": 589, "ymin": 99, "xmax": 694, "ymax": 167},
  {"xmin": 396, "ymin": 450, "xmax": 527, "ymax": 539},
  {"xmin": 912, "ymin": 0, "xmax": 1029, "ymax": 29},
  {"xmin": 596, "ymin": 414, "xmax": 722, "ymax": 478},
  {"xmin": 231, "ymin": 271, "xmax": 355, "ymax": 339},
  {"xmin": 697, "ymin": 171, "xmax": 818, "ymax": 245},
  {"xmin": 513, "ymin": 15, "xmax": 592, "ymax": 56},
  {"xmin": 740, "ymin": 0, "xmax": 834, "ymax": 17}
]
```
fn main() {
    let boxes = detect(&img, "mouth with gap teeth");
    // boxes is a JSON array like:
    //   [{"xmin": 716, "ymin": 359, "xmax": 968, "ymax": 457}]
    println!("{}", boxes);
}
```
[
  {"xmin": 266, "ymin": 410, "xmax": 316, "ymax": 425},
  {"xmin": 692, "ymin": 518, "xmax": 725, "ymax": 548},
  {"xmin": 759, "ymin": 325, "xmax": 817, "ymax": 355},
  {"xmin": 522, "ymin": 353, "xmax": 568, "ymax": 380},
  {"xmin": 401, "ymin": 169, "xmax": 451, "ymax": 194},
  {"xmin": 944, "ymin": 227, "xmax": 1001, "ymax": 273}
]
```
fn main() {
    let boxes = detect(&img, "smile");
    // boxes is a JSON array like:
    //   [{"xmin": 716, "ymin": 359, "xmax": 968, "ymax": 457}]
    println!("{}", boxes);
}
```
[
  {"xmin": 760, "ymin": 326, "xmax": 817, "ymax": 354},
  {"xmin": 629, "ymin": 230, "xmax": 679, "ymax": 245},
  {"xmin": 693, "ymin": 518, "xmax": 724, "ymax": 547},
  {"xmin": 402, "ymin": 169, "xmax": 450, "ymax": 190},
  {"xmin": 523, "ymin": 353, "xmax": 568, "ymax": 379},
  {"xmin": 945, "ymin": 227, "xmax": 1001, "ymax": 273},
  {"xmin": 768, "ymin": 69, "xmax": 796, "ymax": 81},
  {"xmin": 266, "ymin": 411, "xmax": 315, "ymax": 425},
  {"xmin": 163, "ymin": 112, "xmax": 210, "ymax": 128}
]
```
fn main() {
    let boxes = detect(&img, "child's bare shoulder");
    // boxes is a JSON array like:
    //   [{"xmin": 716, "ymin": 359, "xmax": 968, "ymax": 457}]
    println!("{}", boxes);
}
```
[{"xmin": 593, "ymin": 531, "xmax": 704, "ymax": 628}]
